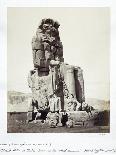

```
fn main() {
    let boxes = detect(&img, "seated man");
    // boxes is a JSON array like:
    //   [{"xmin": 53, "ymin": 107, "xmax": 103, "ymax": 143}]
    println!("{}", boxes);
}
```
[{"xmin": 61, "ymin": 111, "xmax": 68, "ymax": 126}]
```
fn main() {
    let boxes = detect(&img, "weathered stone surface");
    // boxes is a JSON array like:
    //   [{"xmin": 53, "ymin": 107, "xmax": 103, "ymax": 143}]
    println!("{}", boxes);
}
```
[
  {"xmin": 66, "ymin": 119, "xmax": 74, "ymax": 128},
  {"xmin": 27, "ymin": 18, "xmax": 85, "ymax": 119},
  {"xmin": 47, "ymin": 112, "xmax": 59, "ymax": 127},
  {"xmin": 64, "ymin": 65, "xmax": 76, "ymax": 97},
  {"xmin": 32, "ymin": 18, "xmax": 63, "ymax": 69},
  {"xmin": 59, "ymin": 63, "xmax": 83, "ymax": 111},
  {"xmin": 66, "ymin": 111, "xmax": 89, "ymax": 123},
  {"xmin": 74, "ymin": 67, "xmax": 85, "ymax": 103},
  {"xmin": 27, "ymin": 112, "xmax": 32, "ymax": 121}
]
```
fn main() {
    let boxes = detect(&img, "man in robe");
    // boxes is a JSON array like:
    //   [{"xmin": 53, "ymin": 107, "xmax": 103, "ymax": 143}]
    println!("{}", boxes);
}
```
[{"xmin": 49, "ymin": 93, "xmax": 61, "ymax": 113}]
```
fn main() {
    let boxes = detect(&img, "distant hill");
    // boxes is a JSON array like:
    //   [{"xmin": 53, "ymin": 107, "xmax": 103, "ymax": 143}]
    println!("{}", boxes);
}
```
[
  {"xmin": 86, "ymin": 98, "xmax": 110, "ymax": 111},
  {"xmin": 7, "ymin": 91, "xmax": 110, "ymax": 112},
  {"xmin": 7, "ymin": 91, "xmax": 32, "ymax": 112},
  {"xmin": 7, "ymin": 91, "xmax": 32, "ymax": 97}
]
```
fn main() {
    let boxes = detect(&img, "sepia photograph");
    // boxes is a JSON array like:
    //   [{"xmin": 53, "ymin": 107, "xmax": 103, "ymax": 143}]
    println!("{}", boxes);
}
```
[{"xmin": 7, "ymin": 7, "xmax": 110, "ymax": 133}]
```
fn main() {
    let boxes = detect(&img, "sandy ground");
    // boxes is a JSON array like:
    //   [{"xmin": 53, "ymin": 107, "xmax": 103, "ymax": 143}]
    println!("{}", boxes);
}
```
[{"xmin": 7, "ymin": 112, "xmax": 110, "ymax": 133}]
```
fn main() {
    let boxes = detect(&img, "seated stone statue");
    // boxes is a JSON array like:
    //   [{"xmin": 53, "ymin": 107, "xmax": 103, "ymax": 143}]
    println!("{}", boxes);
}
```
[{"xmin": 32, "ymin": 18, "xmax": 63, "ymax": 69}]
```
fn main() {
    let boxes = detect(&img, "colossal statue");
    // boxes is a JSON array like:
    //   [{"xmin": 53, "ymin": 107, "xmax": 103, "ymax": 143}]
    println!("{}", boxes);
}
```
[{"xmin": 28, "ymin": 18, "xmax": 85, "ymax": 118}]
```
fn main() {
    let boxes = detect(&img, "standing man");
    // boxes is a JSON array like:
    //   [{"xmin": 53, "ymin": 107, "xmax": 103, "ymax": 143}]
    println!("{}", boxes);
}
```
[{"xmin": 49, "ymin": 93, "xmax": 61, "ymax": 113}]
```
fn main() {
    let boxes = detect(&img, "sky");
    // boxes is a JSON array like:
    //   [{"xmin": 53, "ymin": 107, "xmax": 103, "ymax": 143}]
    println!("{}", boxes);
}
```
[{"xmin": 7, "ymin": 7, "xmax": 110, "ymax": 100}]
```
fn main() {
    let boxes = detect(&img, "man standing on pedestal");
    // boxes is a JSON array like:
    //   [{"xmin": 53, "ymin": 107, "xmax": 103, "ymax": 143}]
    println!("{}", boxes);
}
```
[{"xmin": 49, "ymin": 93, "xmax": 61, "ymax": 113}]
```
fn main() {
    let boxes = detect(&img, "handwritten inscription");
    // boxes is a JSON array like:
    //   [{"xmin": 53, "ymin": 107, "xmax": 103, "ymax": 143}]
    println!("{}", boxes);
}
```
[{"xmin": 0, "ymin": 143, "xmax": 116, "ymax": 153}]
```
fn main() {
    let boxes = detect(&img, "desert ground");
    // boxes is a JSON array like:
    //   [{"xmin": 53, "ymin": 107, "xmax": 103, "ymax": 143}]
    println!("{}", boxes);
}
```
[
  {"xmin": 7, "ymin": 111, "xmax": 110, "ymax": 133},
  {"xmin": 7, "ymin": 91, "xmax": 110, "ymax": 133}
]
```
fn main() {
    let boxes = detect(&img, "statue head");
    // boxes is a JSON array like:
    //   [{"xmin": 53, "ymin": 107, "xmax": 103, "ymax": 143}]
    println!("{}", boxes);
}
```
[{"xmin": 38, "ymin": 18, "xmax": 60, "ymax": 35}]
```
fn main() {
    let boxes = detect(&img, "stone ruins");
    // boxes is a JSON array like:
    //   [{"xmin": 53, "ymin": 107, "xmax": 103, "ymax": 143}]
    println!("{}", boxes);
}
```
[{"xmin": 27, "ymin": 18, "xmax": 86, "ymax": 127}]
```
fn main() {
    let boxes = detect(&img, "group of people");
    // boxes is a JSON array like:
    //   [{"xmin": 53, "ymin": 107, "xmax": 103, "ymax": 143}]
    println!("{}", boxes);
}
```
[
  {"xmin": 27, "ymin": 93, "xmax": 61, "ymax": 123},
  {"xmin": 27, "ymin": 93, "xmax": 94, "ymax": 126}
]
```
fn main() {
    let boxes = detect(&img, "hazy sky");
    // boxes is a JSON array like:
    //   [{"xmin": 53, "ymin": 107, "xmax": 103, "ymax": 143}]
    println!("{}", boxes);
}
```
[{"xmin": 7, "ymin": 7, "xmax": 110, "ymax": 100}]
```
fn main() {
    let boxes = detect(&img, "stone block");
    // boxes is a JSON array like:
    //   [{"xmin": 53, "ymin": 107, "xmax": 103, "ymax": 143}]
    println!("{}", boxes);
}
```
[
  {"xmin": 47, "ymin": 112, "xmax": 59, "ymax": 127},
  {"xmin": 74, "ymin": 67, "xmax": 85, "ymax": 103},
  {"xmin": 63, "ymin": 64, "xmax": 76, "ymax": 97},
  {"xmin": 33, "ymin": 59, "xmax": 46, "ymax": 68},
  {"xmin": 66, "ymin": 119, "xmax": 74, "ymax": 128},
  {"xmin": 60, "ymin": 111, "xmax": 89, "ymax": 126},
  {"xmin": 32, "ymin": 36, "xmax": 43, "ymax": 50},
  {"xmin": 27, "ymin": 112, "xmax": 32, "ymax": 121}
]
